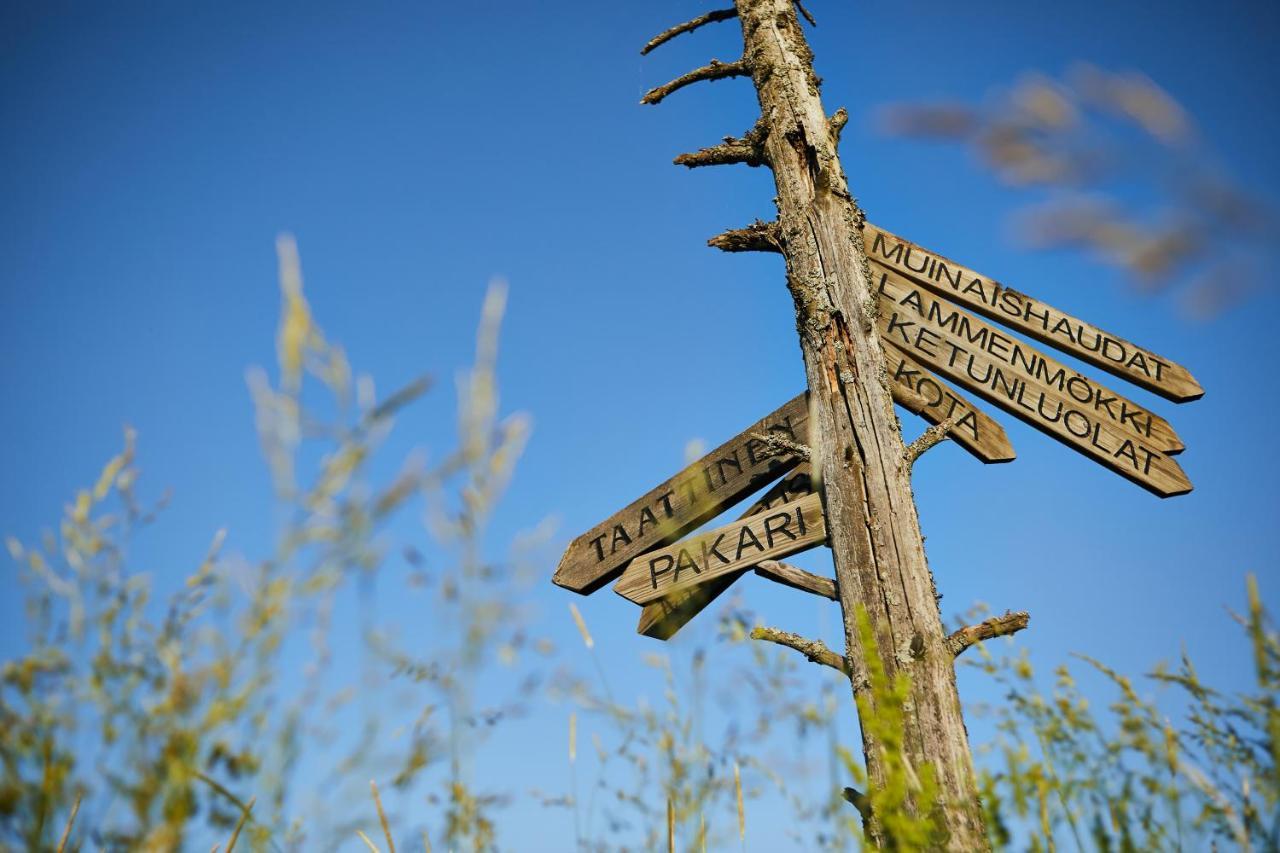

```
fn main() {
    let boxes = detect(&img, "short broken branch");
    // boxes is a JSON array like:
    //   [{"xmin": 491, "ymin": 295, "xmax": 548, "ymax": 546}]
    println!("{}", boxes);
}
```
[
  {"xmin": 947, "ymin": 611, "xmax": 1031, "ymax": 658},
  {"xmin": 641, "ymin": 58, "xmax": 751, "ymax": 106},
  {"xmin": 749, "ymin": 428, "xmax": 809, "ymax": 458},
  {"xmin": 710, "ymin": 220, "xmax": 784, "ymax": 254},
  {"xmin": 828, "ymin": 108, "xmax": 848, "ymax": 145},
  {"xmin": 794, "ymin": 1, "xmax": 817, "ymax": 27},
  {"xmin": 641, "ymin": 8, "xmax": 737, "ymax": 55},
  {"xmin": 755, "ymin": 560, "xmax": 837, "ymax": 600},
  {"xmin": 903, "ymin": 418, "xmax": 955, "ymax": 466},
  {"xmin": 751, "ymin": 626, "xmax": 848, "ymax": 675},
  {"xmin": 675, "ymin": 118, "xmax": 769, "ymax": 168}
]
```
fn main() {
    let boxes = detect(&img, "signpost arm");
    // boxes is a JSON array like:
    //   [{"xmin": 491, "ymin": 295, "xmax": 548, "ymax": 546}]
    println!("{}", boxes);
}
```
[{"xmin": 644, "ymin": 2, "xmax": 990, "ymax": 846}]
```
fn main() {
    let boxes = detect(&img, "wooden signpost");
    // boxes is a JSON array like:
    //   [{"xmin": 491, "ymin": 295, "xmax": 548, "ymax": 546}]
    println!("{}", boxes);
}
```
[{"xmin": 554, "ymin": 3, "xmax": 1204, "ymax": 847}]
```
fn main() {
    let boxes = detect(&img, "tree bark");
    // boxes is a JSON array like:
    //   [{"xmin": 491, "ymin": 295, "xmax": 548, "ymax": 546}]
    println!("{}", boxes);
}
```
[{"xmin": 730, "ymin": 2, "xmax": 987, "ymax": 846}]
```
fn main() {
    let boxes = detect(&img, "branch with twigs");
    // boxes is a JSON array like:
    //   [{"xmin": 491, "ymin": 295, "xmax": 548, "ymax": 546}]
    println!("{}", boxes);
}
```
[
  {"xmin": 947, "ymin": 611, "xmax": 1031, "ymax": 657},
  {"xmin": 751, "ymin": 625, "xmax": 848, "ymax": 674}
]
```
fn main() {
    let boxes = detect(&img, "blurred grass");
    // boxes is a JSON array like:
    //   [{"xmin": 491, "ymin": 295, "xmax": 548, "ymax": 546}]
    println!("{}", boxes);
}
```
[{"xmin": 1, "ymin": 236, "xmax": 1273, "ymax": 851}]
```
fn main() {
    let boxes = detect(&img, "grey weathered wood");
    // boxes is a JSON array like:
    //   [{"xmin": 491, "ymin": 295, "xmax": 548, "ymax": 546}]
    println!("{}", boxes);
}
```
[
  {"xmin": 865, "ymin": 223, "xmax": 1204, "ymax": 403},
  {"xmin": 637, "ymin": 465, "xmax": 814, "ymax": 639},
  {"xmin": 724, "ymin": 2, "xmax": 988, "ymax": 844},
  {"xmin": 875, "ymin": 268, "xmax": 1184, "ymax": 455},
  {"xmin": 614, "ymin": 492, "xmax": 826, "ymax": 604},
  {"xmin": 877, "ymin": 269, "xmax": 1192, "ymax": 497},
  {"xmin": 754, "ymin": 559, "xmax": 837, "ymax": 600},
  {"xmin": 552, "ymin": 395, "xmax": 808, "ymax": 594},
  {"xmin": 636, "ymin": 353, "xmax": 1012, "ymax": 640},
  {"xmin": 882, "ymin": 345, "xmax": 1015, "ymax": 464}
]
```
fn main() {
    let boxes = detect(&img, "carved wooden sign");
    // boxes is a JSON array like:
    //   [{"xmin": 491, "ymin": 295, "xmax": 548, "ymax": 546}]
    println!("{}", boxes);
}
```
[
  {"xmin": 874, "ymin": 269, "xmax": 1192, "ymax": 497},
  {"xmin": 613, "ymin": 492, "xmax": 827, "ymax": 604},
  {"xmin": 552, "ymin": 395, "xmax": 809, "ymax": 594},
  {"xmin": 555, "ymin": 223, "xmax": 1200, "ymax": 632},
  {"xmin": 636, "ymin": 466, "xmax": 815, "ymax": 639},
  {"xmin": 554, "ymin": 363, "xmax": 1013, "ymax": 594},
  {"xmin": 865, "ymin": 224, "xmax": 1203, "ymax": 403}
]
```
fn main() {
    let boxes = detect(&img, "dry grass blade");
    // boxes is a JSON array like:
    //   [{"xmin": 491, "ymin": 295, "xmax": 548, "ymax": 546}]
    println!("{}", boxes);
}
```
[
  {"xmin": 370, "ymin": 779, "xmax": 396, "ymax": 853},
  {"xmin": 421, "ymin": 830, "xmax": 433, "ymax": 852},
  {"xmin": 225, "ymin": 795, "xmax": 256, "ymax": 853},
  {"xmin": 356, "ymin": 829, "xmax": 382, "ymax": 853},
  {"xmin": 55, "ymin": 793, "xmax": 81, "ymax": 853},
  {"xmin": 735, "ymin": 762, "xmax": 745, "ymax": 842},
  {"xmin": 667, "ymin": 797, "xmax": 675, "ymax": 853}
]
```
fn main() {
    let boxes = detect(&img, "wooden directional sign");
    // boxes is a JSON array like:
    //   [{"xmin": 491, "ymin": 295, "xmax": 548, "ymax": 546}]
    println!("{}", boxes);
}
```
[
  {"xmin": 866, "ymin": 223, "xmax": 1204, "ymax": 403},
  {"xmin": 637, "ymin": 466, "xmax": 815, "ymax": 639},
  {"xmin": 614, "ymin": 492, "xmax": 827, "ymax": 605},
  {"xmin": 553, "ymin": 395, "xmax": 810, "ymax": 594},
  {"xmin": 884, "ymin": 346, "xmax": 1015, "ymax": 464},
  {"xmin": 874, "ymin": 269, "xmax": 1192, "ymax": 497},
  {"xmin": 558, "ymin": 360, "xmax": 1011, "ymax": 596},
  {"xmin": 874, "ymin": 270, "xmax": 1185, "ymax": 456},
  {"xmin": 637, "ymin": 361, "xmax": 1013, "ymax": 638}
]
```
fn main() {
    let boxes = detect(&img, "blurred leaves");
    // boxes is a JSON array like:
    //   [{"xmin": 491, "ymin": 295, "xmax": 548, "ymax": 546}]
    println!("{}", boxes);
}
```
[{"xmin": 879, "ymin": 64, "xmax": 1279, "ymax": 317}]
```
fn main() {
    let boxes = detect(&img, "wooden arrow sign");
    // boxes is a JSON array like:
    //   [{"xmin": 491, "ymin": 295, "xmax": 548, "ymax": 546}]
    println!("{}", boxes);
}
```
[
  {"xmin": 637, "ymin": 465, "xmax": 815, "ymax": 639},
  {"xmin": 553, "ymin": 395, "xmax": 810, "ymax": 594},
  {"xmin": 614, "ymin": 492, "xmax": 827, "ymax": 605},
  {"xmin": 637, "ymin": 354, "xmax": 1013, "ymax": 639},
  {"xmin": 875, "ymin": 271, "xmax": 1184, "ymax": 455},
  {"xmin": 875, "ymin": 270, "xmax": 1192, "ymax": 497},
  {"xmin": 866, "ymin": 223, "xmax": 1204, "ymax": 403},
  {"xmin": 884, "ymin": 346, "xmax": 1015, "ymax": 464},
  {"xmin": 557, "ymin": 359, "xmax": 1012, "ymax": 596}
]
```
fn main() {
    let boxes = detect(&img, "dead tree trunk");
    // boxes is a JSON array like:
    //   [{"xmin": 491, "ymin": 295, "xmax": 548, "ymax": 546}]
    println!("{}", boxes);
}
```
[{"xmin": 643, "ymin": 2, "xmax": 989, "ymax": 846}]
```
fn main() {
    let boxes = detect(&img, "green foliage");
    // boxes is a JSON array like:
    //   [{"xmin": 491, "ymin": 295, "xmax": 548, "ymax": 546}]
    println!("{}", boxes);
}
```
[{"xmin": 971, "ymin": 576, "xmax": 1278, "ymax": 851}]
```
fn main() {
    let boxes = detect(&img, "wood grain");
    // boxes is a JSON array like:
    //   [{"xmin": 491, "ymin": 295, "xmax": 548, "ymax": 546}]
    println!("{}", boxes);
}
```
[
  {"xmin": 876, "ymin": 270, "xmax": 1184, "ymax": 455},
  {"xmin": 876, "ymin": 270, "xmax": 1192, "ymax": 497},
  {"xmin": 552, "ymin": 395, "xmax": 809, "ymax": 593},
  {"xmin": 635, "ymin": 352, "xmax": 1012, "ymax": 639},
  {"xmin": 614, "ymin": 492, "xmax": 826, "ymax": 604},
  {"xmin": 754, "ymin": 560, "xmax": 837, "ymax": 600},
  {"xmin": 637, "ymin": 466, "xmax": 814, "ymax": 638},
  {"xmin": 561, "ymin": 358, "xmax": 1008, "ymax": 598},
  {"xmin": 866, "ymin": 223, "xmax": 1203, "ymax": 403},
  {"xmin": 883, "ymin": 346, "xmax": 1015, "ymax": 464}
]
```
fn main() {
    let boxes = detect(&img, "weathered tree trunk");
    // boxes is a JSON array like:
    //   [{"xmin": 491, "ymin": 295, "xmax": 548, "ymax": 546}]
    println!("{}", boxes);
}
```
[{"xmin": 727, "ymin": 2, "xmax": 987, "ymax": 846}]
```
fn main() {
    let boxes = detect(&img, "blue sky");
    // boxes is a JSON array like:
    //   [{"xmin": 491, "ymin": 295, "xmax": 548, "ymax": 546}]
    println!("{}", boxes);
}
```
[{"xmin": 3, "ymin": 1, "xmax": 1278, "ymax": 849}]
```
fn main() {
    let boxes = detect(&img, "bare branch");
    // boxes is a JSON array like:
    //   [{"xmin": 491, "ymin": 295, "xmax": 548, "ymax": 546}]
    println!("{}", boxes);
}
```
[
  {"xmin": 794, "ymin": 1, "xmax": 818, "ymax": 27},
  {"xmin": 947, "ymin": 611, "xmax": 1031, "ymax": 658},
  {"xmin": 676, "ymin": 118, "xmax": 769, "ymax": 168},
  {"xmin": 641, "ymin": 8, "xmax": 737, "ymax": 55},
  {"xmin": 749, "ymin": 427, "xmax": 809, "ymax": 458},
  {"xmin": 829, "ymin": 108, "xmax": 848, "ymax": 145},
  {"xmin": 903, "ymin": 417, "xmax": 956, "ymax": 466},
  {"xmin": 752, "ymin": 626, "xmax": 849, "ymax": 674},
  {"xmin": 641, "ymin": 58, "xmax": 751, "ymax": 106},
  {"xmin": 711, "ymin": 220, "xmax": 784, "ymax": 254},
  {"xmin": 755, "ymin": 560, "xmax": 837, "ymax": 600}
]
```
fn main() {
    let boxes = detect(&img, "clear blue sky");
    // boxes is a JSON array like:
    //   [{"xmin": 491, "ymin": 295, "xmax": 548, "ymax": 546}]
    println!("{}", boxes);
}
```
[{"xmin": 3, "ymin": 1, "xmax": 1278, "ymax": 849}]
